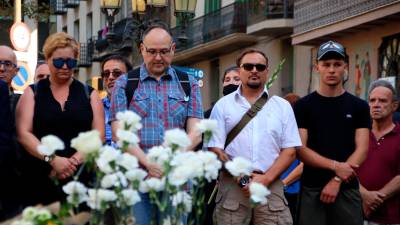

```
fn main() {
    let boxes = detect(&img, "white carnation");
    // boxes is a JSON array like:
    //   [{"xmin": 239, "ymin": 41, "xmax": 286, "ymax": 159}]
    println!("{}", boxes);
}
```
[
  {"xmin": 121, "ymin": 189, "xmax": 141, "ymax": 206},
  {"xmin": 63, "ymin": 181, "xmax": 88, "ymax": 205},
  {"xmin": 11, "ymin": 221, "xmax": 34, "ymax": 225},
  {"xmin": 168, "ymin": 166, "xmax": 192, "ymax": 187},
  {"xmin": 117, "ymin": 153, "xmax": 139, "ymax": 171},
  {"xmin": 147, "ymin": 146, "xmax": 172, "ymax": 166},
  {"xmin": 116, "ymin": 111, "xmax": 142, "ymax": 131},
  {"xmin": 195, "ymin": 119, "xmax": 218, "ymax": 133},
  {"xmin": 22, "ymin": 206, "xmax": 38, "ymax": 220},
  {"xmin": 116, "ymin": 129, "xmax": 139, "ymax": 147},
  {"xmin": 163, "ymin": 128, "xmax": 191, "ymax": 151},
  {"xmin": 71, "ymin": 130, "xmax": 102, "ymax": 156},
  {"xmin": 101, "ymin": 173, "xmax": 119, "ymax": 188},
  {"xmin": 140, "ymin": 177, "xmax": 165, "ymax": 192},
  {"xmin": 171, "ymin": 191, "xmax": 192, "ymax": 213},
  {"xmin": 197, "ymin": 151, "xmax": 222, "ymax": 182},
  {"xmin": 249, "ymin": 182, "xmax": 270, "ymax": 205},
  {"xmin": 37, "ymin": 135, "xmax": 64, "ymax": 156},
  {"xmin": 87, "ymin": 189, "xmax": 117, "ymax": 209},
  {"xmin": 96, "ymin": 146, "xmax": 121, "ymax": 174},
  {"xmin": 125, "ymin": 169, "xmax": 147, "ymax": 182},
  {"xmin": 225, "ymin": 157, "xmax": 252, "ymax": 177}
]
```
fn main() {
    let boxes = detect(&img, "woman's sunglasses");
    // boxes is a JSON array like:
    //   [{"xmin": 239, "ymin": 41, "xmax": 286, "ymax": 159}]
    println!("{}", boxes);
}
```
[
  {"xmin": 52, "ymin": 58, "xmax": 77, "ymax": 69},
  {"xmin": 240, "ymin": 63, "xmax": 267, "ymax": 72},
  {"xmin": 101, "ymin": 69, "xmax": 123, "ymax": 78}
]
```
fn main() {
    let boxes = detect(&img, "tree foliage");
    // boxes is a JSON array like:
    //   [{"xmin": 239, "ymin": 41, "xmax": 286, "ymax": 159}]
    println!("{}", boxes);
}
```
[{"xmin": 0, "ymin": 0, "xmax": 50, "ymax": 21}]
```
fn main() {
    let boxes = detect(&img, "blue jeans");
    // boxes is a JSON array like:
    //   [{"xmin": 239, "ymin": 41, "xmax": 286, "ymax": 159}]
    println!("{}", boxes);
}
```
[{"xmin": 133, "ymin": 192, "xmax": 188, "ymax": 225}]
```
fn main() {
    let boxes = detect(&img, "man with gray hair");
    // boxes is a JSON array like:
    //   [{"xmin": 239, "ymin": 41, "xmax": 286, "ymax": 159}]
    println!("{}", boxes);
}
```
[{"xmin": 358, "ymin": 79, "xmax": 400, "ymax": 225}]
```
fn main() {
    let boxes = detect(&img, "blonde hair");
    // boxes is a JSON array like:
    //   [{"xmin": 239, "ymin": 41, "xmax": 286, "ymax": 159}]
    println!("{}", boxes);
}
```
[{"xmin": 43, "ymin": 32, "xmax": 80, "ymax": 60}]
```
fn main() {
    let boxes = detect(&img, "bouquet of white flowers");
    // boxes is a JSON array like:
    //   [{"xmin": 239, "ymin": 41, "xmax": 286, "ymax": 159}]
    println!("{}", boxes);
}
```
[{"xmin": 31, "ymin": 111, "xmax": 221, "ymax": 225}]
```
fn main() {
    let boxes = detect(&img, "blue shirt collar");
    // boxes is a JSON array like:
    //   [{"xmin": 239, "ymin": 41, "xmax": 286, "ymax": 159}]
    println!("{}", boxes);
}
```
[{"xmin": 139, "ymin": 64, "xmax": 175, "ymax": 81}]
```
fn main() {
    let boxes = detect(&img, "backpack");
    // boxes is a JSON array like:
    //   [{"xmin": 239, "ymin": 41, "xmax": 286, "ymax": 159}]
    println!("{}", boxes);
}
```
[{"xmin": 124, "ymin": 67, "xmax": 191, "ymax": 108}]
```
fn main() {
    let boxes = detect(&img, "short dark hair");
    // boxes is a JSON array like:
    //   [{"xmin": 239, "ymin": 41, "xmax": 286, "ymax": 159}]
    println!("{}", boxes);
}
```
[
  {"xmin": 368, "ymin": 79, "xmax": 398, "ymax": 101},
  {"xmin": 101, "ymin": 55, "xmax": 133, "ymax": 73},
  {"xmin": 236, "ymin": 49, "xmax": 269, "ymax": 68},
  {"xmin": 222, "ymin": 65, "xmax": 239, "ymax": 83},
  {"xmin": 36, "ymin": 60, "xmax": 47, "ymax": 69},
  {"xmin": 141, "ymin": 22, "xmax": 172, "ymax": 43}
]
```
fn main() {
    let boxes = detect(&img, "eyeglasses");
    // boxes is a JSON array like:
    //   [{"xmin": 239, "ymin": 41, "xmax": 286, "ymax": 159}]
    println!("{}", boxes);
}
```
[
  {"xmin": 240, "ymin": 63, "xmax": 267, "ymax": 72},
  {"xmin": 142, "ymin": 42, "xmax": 173, "ymax": 57},
  {"xmin": 0, "ymin": 60, "xmax": 17, "ymax": 70},
  {"xmin": 101, "ymin": 69, "xmax": 123, "ymax": 78},
  {"xmin": 52, "ymin": 58, "xmax": 77, "ymax": 69}
]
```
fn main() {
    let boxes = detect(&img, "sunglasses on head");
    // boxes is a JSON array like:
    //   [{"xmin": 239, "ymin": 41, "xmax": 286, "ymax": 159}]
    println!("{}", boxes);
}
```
[
  {"xmin": 240, "ymin": 63, "xmax": 267, "ymax": 72},
  {"xmin": 101, "ymin": 69, "xmax": 123, "ymax": 78},
  {"xmin": 52, "ymin": 58, "xmax": 77, "ymax": 69}
]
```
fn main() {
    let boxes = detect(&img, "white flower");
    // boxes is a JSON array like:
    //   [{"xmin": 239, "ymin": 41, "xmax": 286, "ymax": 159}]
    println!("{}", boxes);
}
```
[
  {"xmin": 139, "ymin": 177, "xmax": 165, "ymax": 192},
  {"xmin": 96, "ymin": 146, "xmax": 121, "ymax": 174},
  {"xmin": 22, "ymin": 206, "xmax": 38, "ymax": 220},
  {"xmin": 197, "ymin": 151, "xmax": 222, "ymax": 182},
  {"xmin": 116, "ymin": 111, "xmax": 142, "ymax": 131},
  {"xmin": 101, "ymin": 173, "xmax": 119, "ymax": 188},
  {"xmin": 35, "ymin": 209, "xmax": 52, "ymax": 221},
  {"xmin": 116, "ymin": 129, "xmax": 140, "ymax": 147},
  {"xmin": 71, "ymin": 130, "xmax": 102, "ymax": 156},
  {"xmin": 225, "ymin": 157, "xmax": 252, "ymax": 177},
  {"xmin": 125, "ymin": 169, "xmax": 147, "ymax": 182},
  {"xmin": 195, "ymin": 119, "xmax": 218, "ymax": 133},
  {"xmin": 121, "ymin": 189, "xmax": 141, "ymax": 206},
  {"xmin": 163, "ymin": 128, "xmax": 191, "ymax": 151},
  {"xmin": 37, "ymin": 135, "xmax": 64, "ymax": 156},
  {"xmin": 87, "ymin": 189, "xmax": 117, "ymax": 209},
  {"xmin": 117, "ymin": 153, "xmax": 139, "ymax": 171},
  {"xmin": 249, "ymin": 182, "xmax": 270, "ymax": 205},
  {"xmin": 171, "ymin": 191, "xmax": 192, "ymax": 213},
  {"xmin": 63, "ymin": 181, "xmax": 88, "ymax": 204},
  {"xmin": 147, "ymin": 146, "xmax": 172, "ymax": 166},
  {"xmin": 168, "ymin": 165, "xmax": 193, "ymax": 187}
]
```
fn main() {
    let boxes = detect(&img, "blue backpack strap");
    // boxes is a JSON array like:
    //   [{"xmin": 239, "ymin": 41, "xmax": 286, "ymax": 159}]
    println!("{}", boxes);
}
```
[{"xmin": 125, "ymin": 67, "xmax": 140, "ymax": 108}]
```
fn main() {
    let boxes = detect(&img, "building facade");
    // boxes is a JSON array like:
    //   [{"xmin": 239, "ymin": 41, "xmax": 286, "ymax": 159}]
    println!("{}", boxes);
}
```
[{"xmin": 292, "ymin": 0, "xmax": 400, "ymax": 99}]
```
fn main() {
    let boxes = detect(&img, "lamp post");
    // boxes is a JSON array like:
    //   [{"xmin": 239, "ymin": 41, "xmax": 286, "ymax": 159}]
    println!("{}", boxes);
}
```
[
  {"xmin": 174, "ymin": 0, "xmax": 197, "ymax": 43},
  {"xmin": 100, "ymin": 0, "xmax": 122, "ymax": 43}
]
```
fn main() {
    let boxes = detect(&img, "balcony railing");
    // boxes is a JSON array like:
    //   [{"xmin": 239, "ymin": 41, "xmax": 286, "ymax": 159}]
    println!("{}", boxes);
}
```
[
  {"xmin": 171, "ymin": 0, "xmax": 293, "ymax": 52},
  {"xmin": 50, "ymin": 0, "xmax": 67, "ymax": 15},
  {"xmin": 64, "ymin": 0, "xmax": 80, "ymax": 8},
  {"xmin": 294, "ymin": 0, "xmax": 399, "ymax": 34},
  {"xmin": 171, "ymin": 2, "xmax": 247, "ymax": 51},
  {"xmin": 246, "ymin": 0, "xmax": 294, "ymax": 25},
  {"xmin": 78, "ymin": 39, "xmax": 94, "ymax": 67}
]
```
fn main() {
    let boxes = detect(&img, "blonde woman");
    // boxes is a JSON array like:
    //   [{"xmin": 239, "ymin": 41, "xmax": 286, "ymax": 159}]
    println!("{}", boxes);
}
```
[{"xmin": 16, "ymin": 32, "xmax": 104, "ymax": 206}]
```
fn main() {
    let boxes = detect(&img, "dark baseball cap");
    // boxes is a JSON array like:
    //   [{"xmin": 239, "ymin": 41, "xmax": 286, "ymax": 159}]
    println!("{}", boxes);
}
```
[{"xmin": 317, "ymin": 41, "xmax": 345, "ymax": 60}]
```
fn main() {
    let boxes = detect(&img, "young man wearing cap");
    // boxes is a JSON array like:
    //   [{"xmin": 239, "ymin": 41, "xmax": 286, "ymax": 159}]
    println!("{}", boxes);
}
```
[{"xmin": 294, "ymin": 41, "xmax": 371, "ymax": 225}]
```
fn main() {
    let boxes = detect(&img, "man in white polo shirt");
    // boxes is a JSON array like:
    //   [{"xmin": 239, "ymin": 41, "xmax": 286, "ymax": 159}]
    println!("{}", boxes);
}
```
[{"xmin": 207, "ymin": 49, "xmax": 302, "ymax": 225}]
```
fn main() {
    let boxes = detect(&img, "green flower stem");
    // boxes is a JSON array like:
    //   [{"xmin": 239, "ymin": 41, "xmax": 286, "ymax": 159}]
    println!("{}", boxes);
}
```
[{"xmin": 266, "ymin": 58, "xmax": 286, "ymax": 89}]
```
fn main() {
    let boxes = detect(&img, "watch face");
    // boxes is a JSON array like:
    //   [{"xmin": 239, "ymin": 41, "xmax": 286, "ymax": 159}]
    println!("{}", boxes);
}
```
[{"xmin": 44, "ymin": 156, "xmax": 50, "ymax": 162}]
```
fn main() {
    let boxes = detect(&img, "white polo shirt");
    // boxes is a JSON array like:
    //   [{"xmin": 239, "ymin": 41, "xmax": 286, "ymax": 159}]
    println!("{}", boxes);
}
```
[{"xmin": 207, "ymin": 88, "xmax": 302, "ymax": 172}]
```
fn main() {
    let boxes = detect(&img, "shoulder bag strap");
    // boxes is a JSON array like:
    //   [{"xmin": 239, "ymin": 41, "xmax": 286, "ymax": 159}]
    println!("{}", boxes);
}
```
[{"xmin": 224, "ymin": 92, "xmax": 269, "ymax": 149}]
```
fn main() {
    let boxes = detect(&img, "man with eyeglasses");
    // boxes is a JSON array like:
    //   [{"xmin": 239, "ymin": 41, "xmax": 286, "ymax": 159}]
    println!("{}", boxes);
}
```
[
  {"xmin": 207, "ymin": 49, "xmax": 301, "ymax": 225},
  {"xmin": 110, "ymin": 24, "xmax": 203, "ymax": 225},
  {"xmin": 0, "ymin": 45, "xmax": 23, "ymax": 221},
  {"xmin": 100, "ymin": 55, "xmax": 132, "ymax": 145},
  {"xmin": 294, "ymin": 41, "xmax": 370, "ymax": 225}
]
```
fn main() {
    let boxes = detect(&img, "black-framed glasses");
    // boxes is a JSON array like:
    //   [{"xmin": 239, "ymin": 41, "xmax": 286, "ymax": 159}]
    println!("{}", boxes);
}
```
[
  {"xmin": 0, "ymin": 60, "xmax": 17, "ymax": 70},
  {"xmin": 240, "ymin": 63, "xmax": 267, "ymax": 72},
  {"xmin": 52, "ymin": 58, "xmax": 77, "ymax": 69},
  {"xmin": 101, "ymin": 69, "xmax": 123, "ymax": 78},
  {"xmin": 142, "ymin": 42, "xmax": 173, "ymax": 57}
]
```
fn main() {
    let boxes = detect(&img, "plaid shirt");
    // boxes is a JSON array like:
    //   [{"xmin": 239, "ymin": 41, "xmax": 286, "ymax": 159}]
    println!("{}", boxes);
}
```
[{"xmin": 110, "ymin": 64, "xmax": 203, "ymax": 152}]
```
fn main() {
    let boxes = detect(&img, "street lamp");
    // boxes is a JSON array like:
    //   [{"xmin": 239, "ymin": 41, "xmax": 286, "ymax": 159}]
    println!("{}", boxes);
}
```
[
  {"xmin": 100, "ymin": 0, "xmax": 122, "ymax": 43},
  {"xmin": 174, "ymin": 0, "xmax": 197, "ymax": 42}
]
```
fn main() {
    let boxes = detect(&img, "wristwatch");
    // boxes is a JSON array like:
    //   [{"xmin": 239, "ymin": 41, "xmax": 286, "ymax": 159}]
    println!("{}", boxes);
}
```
[{"xmin": 44, "ymin": 154, "xmax": 55, "ymax": 163}]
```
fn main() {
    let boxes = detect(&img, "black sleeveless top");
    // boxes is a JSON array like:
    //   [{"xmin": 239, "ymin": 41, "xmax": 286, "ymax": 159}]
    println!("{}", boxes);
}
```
[{"xmin": 22, "ymin": 78, "xmax": 93, "ymax": 206}]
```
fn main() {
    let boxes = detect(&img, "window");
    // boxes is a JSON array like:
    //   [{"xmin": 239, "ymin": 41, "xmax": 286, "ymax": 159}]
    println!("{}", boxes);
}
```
[
  {"xmin": 379, "ymin": 33, "xmax": 400, "ymax": 94},
  {"xmin": 74, "ymin": 19, "xmax": 79, "ymax": 41},
  {"xmin": 205, "ymin": 0, "xmax": 220, "ymax": 14}
]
